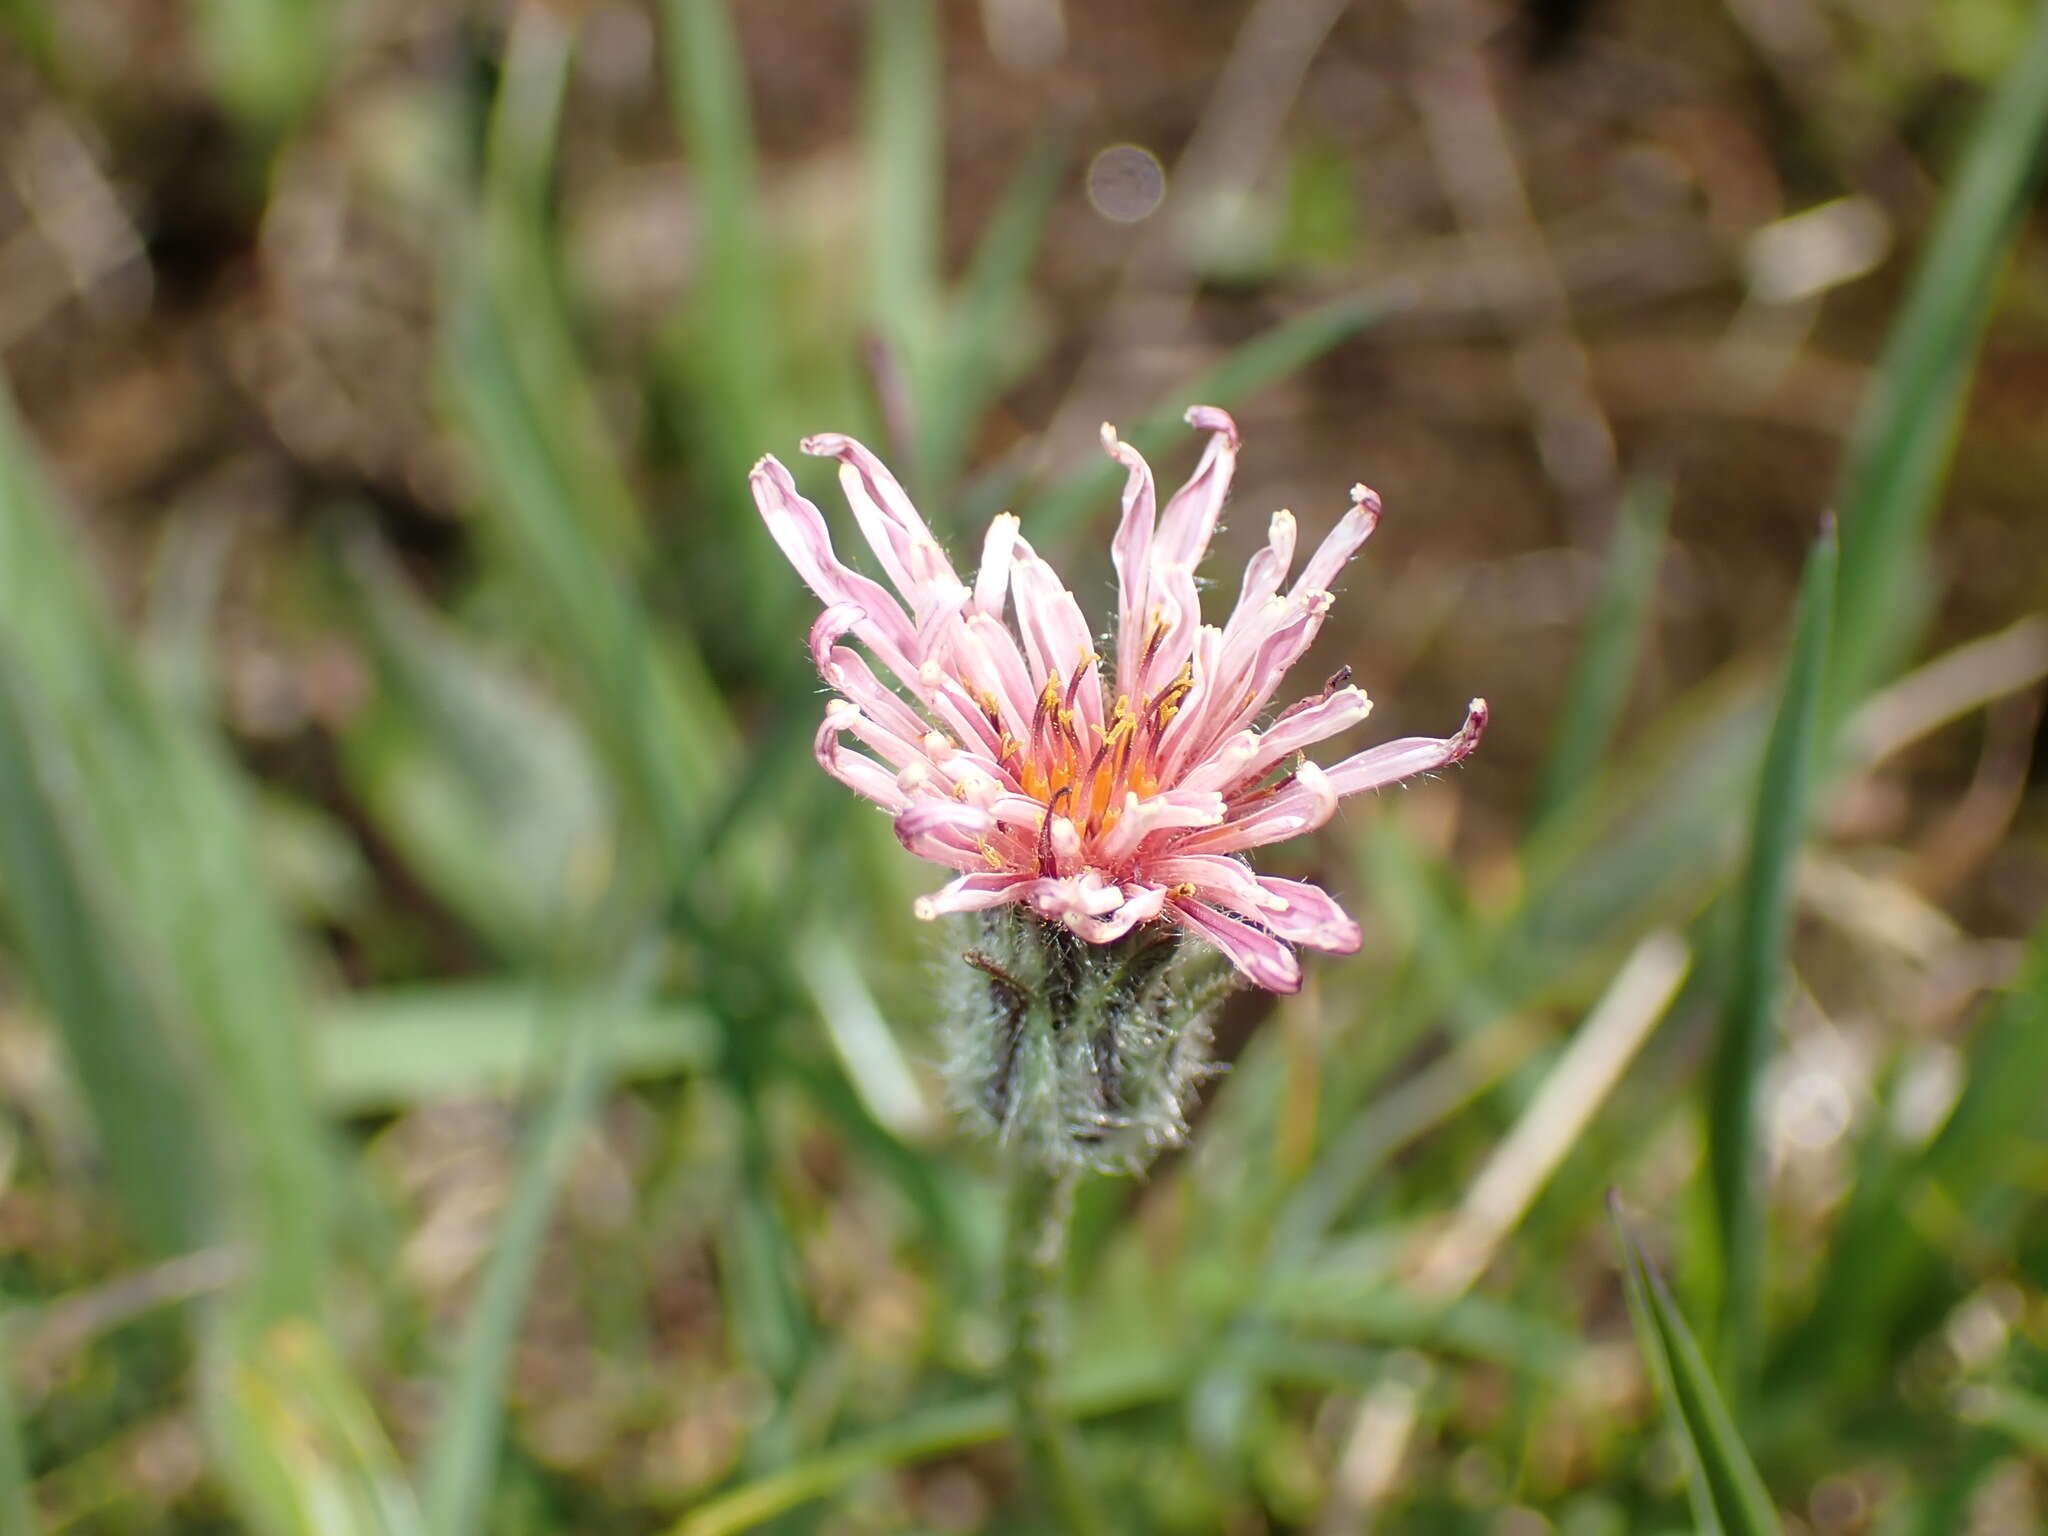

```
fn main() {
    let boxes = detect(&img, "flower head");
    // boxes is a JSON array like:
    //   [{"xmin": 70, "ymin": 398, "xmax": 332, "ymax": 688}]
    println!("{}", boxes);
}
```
[{"xmin": 749, "ymin": 407, "xmax": 1484, "ymax": 994}]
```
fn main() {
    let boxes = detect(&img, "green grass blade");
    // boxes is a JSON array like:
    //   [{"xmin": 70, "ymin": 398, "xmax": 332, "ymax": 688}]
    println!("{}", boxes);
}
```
[
  {"xmin": 482, "ymin": 7, "xmax": 644, "ymax": 562},
  {"xmin": 1707, "ymin": 520, "xmax": 1836, "ymax": 1396},
  {"xmin": 0, "ymin": 1318, "xmax": 36, "ymax": 1535},
  {"xmin": 1903, "ymin": 1434, "xmax": 2004, "ymax": 1536},
  {"xmin": 922, "ymin": 131, "xmax": 1067, "ymax": 504},
  {"xmin": 1530, "ymin": 471, "xmax": 1673, "ymax": 831},
  {"xmin": 337, "ymin": 535, "xmax": 617, "ymax": 958},
  {"xmin": 0, "ymin": 383, "xmax": 328, "ymax": 1317},
  {"xmin": 655, "ymin": 0, "xmax": 791, "ymax": 641},
  {"xmin": 318, "ymin": 983, "xmax": 715, "ymax": 1114},
  {"xmin": 1780, "ymin": 910, "xmax": 2048, "ymax": 1390},
  {"xmin": 422, "ymin": 955, "xmax": 652, "ymax": 1536},
  {"xmin": 1514, "ymin": 674, "xmax": 1769, "ymax": 979},
  {"xmin": 1612, "ymin": 1197, "xmax": 1783, "ymax": 1536},
  {"xmin": 1826, "ymin": 2, "xmax": 2048, "ymax": 712},
  {"xmin": 217, "ymin": 1319, "xmax": 427, "ymax": 1536},
  {"xmin": 1014, "ymin": 289, "xmax": 1395, "ymax": 545},
  {"xmin": 0, "ymin": 654, "xmax": 219, "ymax": 1259},
  {"xmin": 670, "ymin": 1356, "xmax": 1182, "ymax": 1536},
  {"xmin": 865, "ymin": 0, "xmax": 941, "ymax": 467},
  {"xmin": 0, "ymin": 385, "xmax": 383, "ymax": 1535},
  {"xmin": 445, "ymin": 232, "xmax": 732, "ymax": 894},
  {"xmin": 462, "ymin": 4, "xmax": 737, "ymax": 834},
  {"xmin": 1955, "ymin": 1382, "xmax": 2048, "ymax": 1456}
]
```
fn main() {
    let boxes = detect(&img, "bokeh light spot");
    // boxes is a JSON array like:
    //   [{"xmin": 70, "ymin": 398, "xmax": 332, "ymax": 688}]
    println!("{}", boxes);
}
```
[{"xmin": 1086, "ymin": 144, "xmax": 1166, "ymax": 223}]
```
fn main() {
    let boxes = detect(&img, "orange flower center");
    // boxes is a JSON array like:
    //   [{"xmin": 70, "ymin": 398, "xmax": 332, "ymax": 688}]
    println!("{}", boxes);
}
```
[{"xmin": 1010, "ymin": 661, "xmax": 1193, "ymax": 841}]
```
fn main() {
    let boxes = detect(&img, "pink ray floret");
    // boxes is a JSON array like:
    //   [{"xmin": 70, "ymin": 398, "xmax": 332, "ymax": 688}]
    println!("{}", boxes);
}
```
[{"xmin": 749, "ymin": 408, "xmax": 1486, "ymax": 994}]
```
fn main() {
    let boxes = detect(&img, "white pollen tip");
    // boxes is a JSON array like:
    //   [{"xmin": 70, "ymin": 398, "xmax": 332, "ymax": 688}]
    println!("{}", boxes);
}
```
[
  {"xmin": 1099, "ymin": 422, "xmax": 1120, "ymax": 449},
  {"xmin": 825, "ymin": 698, "xmax": 859, "ymax": 723},
  {"xmin": 912, "ymin": 898, "xmax": 939, "ymax": 921}
]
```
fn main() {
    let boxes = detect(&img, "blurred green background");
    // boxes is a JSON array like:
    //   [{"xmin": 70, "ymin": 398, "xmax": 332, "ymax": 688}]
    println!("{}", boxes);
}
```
[{"xmin": 1, "ymin": 0, "xmax": 2046, "ymax": 1530}]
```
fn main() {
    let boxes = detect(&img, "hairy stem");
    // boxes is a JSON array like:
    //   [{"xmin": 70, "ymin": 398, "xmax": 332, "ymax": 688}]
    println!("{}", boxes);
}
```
[{"xmin": 1003, "ymin": 1160, "xmax": 1108, "ymax": 1534}]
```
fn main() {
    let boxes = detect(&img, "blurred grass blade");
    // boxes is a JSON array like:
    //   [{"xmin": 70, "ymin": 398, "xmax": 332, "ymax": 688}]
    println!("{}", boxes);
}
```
[
  {"xmin": 1611, "ymin": 1198, "xmax": 1783, "ymax": 1536},
  {"xmin": 794, "ymin": 932, "xmax": 937, "ymax": 1143},
  {"xmin": 447, "ymin": 27, "xmax": 738, "ymax": 887},
  {"xmin": 477, "ymin": 2, "xmax": 736, "ymax": 810},
  {"xmin": 923, "ymin": 131, "xmax": 1067, "ymax": 504},
  {"xmin": 483, "ymin": 7, "xmax": 643, "ymax": 563},
  {"xmin": 866, "ymin": 0, "xmax": 941, "ymax": 464},
  {"xmin": 1503, "ymin": 9, "xmax": 2048, "ymax": 1081},
  {"xmin": 0, "ymin": 654, "xmax": 219, "ymax": 1258},
  {"xmin": 1954, "ymin": 1382, "xmax": 2048, "ymax": 1456},
  {"xmin": 1259, "ymin": 1276, "xmax": 1582, "ymax": 1377},
  {"xmin": 1905, "ymin": 1436, "xmax": 2005, "ymax": 1536},
  {"xmin": 1781, "ymin": 910, "xmax": 2048, "ymax": 1390},
  {"xmin": 1827, "ymin": 2, "xmax": 2048, "ymax": 712},
  {"xmin": 1011, "ymin": 289, "xmax": 1395, "ymax": 544},
  {"xmin": 1530, "ymin": 470, "xmax": 1672, "ymax": 830},
  {"xmin": 338, "ymin": 534, "xmax": 618, "ymax": 958},
  {"xmin": 1707, "ymin": 520, "xmax": 1836, "ymax": 1395},
  {"xmin": 721, "ymin": 1082, "xmax": 814, "ymax": 1399},
  {"xmin": 423, "ymin": 956, "xmax": 651, "ymax": 1536},
  {"xmin": 140, "ymin": 510, "xmax": 235, "ymax": 721},
  {"xmin": 0, "ymin": 366, "xmax": 415, "ymax": 1536},
  {"xmin": 0, "ymin": 1319, "xmax": 35, "ymax": 1536},
  {"xmin": 445, "ymin": 293, "xmax": 722, "ymax": 870},
  {"xmin": 318, "ymin": 983, "xmax": 715, "ymax": 1114},
  {"xmin": 0, "ymin": 383, "xmax": 328, "ymax": 1317},
  {"xmin": 218, "ymin": 1319, "xmax": 426, "ymax": 1536},
  {"xmin": 671, "ymin": 1356, "xmax": 1181, "ymax": 1536},
  {"xmin": 656, "ymin": 0, "xmax": 790, "ymax": 635},
  {"xmin": 678, "ymin": 1396, "xmax": 1011, "ymax": 1536},
  {"xmin": 659, "ymin": 0, "xmax": 777, "ymax": 411}
]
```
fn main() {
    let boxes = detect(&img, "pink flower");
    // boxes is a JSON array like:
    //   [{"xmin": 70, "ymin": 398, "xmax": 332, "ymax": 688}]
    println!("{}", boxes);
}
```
[{"xmin": 749, "ymin": 407, "xmax": 1485, "ymax": 994}]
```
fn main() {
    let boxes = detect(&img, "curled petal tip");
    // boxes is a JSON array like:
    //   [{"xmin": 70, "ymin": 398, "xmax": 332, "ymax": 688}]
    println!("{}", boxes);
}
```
[
  {"xmin": 1183, "ymin": 404, "xmax": 1240, "ymax": 446},
  {"xmin": 808, "ymin": 601, "xmax": 868, "ymax": 650},
  {"xmin": 1346, "ymin": 489, "xmax": 1383, "ymax": 537},
  {"xmin": 1453, "ymin": 698, "xmax": 1489, "ymax": 756},
  {"xmin": 1099, "ymin": 421, "xmax": 1120, "ymax": 449}
]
